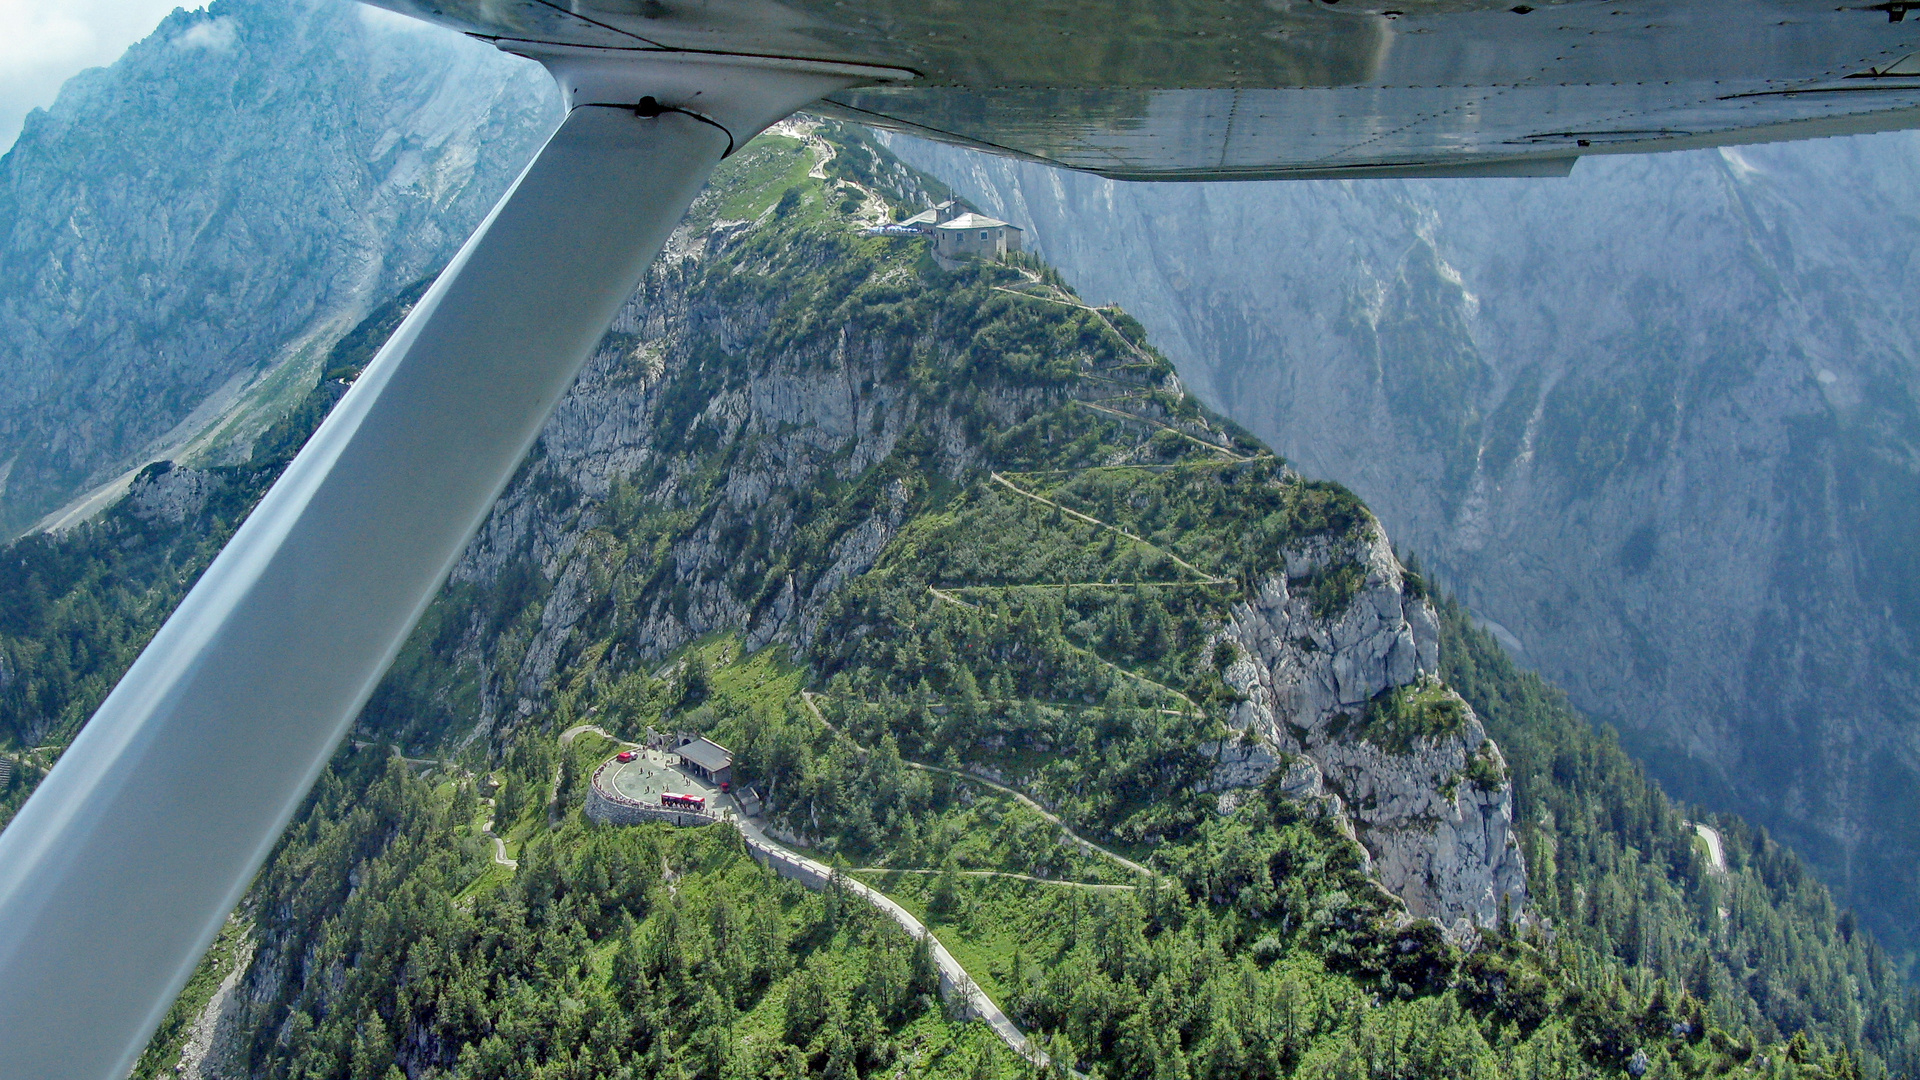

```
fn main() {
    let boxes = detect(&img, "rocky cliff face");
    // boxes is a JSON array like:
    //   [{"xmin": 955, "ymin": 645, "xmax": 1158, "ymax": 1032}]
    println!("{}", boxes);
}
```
[
  {"xmin": 1211, "ymin": 526, "xmax": 1525, "ymax": 934},
  {"xmin": 123, "ymin": 462, "xmax": 227, "ymax": 526},
  {"xmin": 363, "ymin": 126, "xmax": 992, "ymax": 743},
  {"xmin": 0, "ymin": 0, "xmax": 555, "ymax": 533},
  {"xmin": 886, "ymin": 132, "xmax": 1920, "ymax": 963}
]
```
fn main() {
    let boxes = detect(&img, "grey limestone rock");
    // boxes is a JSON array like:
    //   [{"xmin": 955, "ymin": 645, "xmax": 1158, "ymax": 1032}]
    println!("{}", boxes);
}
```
[
  {"xmin": 1200, "ymin": 735, "xmax": 1287, "ymax": 795},
  {"xmin": 1217, "ymin": 522, "xmax": 1527, "ymax": 931},
  {"xmin": 424, "ymin": 146, "xmax": 1016, "ymax": 733},
  {"xmin": 123, "ymin": 462, "xmax": 226, "ymax": 525}
]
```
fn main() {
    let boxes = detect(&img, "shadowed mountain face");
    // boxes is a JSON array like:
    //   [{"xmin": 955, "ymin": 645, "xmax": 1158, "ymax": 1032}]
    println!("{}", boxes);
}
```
[
  {"xmin": 0, "ymin": 0, "xmax": 559, "ymax": 534},
  {"xmin": 886, "ymin": 131, "xmax": 1920, "ymax": 967}
]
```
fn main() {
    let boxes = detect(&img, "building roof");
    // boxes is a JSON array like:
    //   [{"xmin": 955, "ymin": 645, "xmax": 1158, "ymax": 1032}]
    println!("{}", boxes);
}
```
[
  {"xmin": 935, "ymin": 212, "xmax": 1017, "ymax": 232},
  {"xmin": 904, "ymin": 200, "xmax": 969, "ymax": 228},
  {"xmin": 677, "ymin": 736, "xmax": 732, "ymax": 773}
]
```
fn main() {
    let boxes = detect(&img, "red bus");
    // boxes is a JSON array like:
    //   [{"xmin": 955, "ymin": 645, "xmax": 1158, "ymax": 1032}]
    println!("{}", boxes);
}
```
[{"xmin": 661, "ymin": 792, "xmax": 705, "ymax": 811}]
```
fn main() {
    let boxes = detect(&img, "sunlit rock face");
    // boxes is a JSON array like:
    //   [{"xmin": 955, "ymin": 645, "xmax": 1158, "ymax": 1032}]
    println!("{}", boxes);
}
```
[
  {"xmin": 889, "ymin": 130, "xmax": 1920, "ymax": 964},
  {"xmin": 1212, "ymin": 523, "xmax": 1527, "ymax": 935},
  {"xmin": 0, "ymin": 0, "xmax": 558, "ymax": 533}
]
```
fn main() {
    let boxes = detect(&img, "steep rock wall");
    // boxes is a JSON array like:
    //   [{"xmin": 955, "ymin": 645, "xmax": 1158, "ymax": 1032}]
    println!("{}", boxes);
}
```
[
  {"xmin": 1216, "ymin": 527, "xmax": 1525, "ymax": 933},
  {"xmin": 0, "ymin": 0, "xmax": 556, "ymax": 531},
  {"xmin": 415, "ymin": 133, "xmax": 1001, "ymax": 739}
]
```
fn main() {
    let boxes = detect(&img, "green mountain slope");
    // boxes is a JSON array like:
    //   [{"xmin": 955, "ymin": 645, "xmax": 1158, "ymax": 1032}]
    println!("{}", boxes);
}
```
[
  {"xmin": 888, "ymin": 124, "xmax": 1920, "ymax": 972},
  {"xmin": 0, "ymin": 125, "xmax": 1913, "ymax": 1080},
  {"xmin": 1441, "ymin": 596, "xmax": 1920, "ymax": 1069}
]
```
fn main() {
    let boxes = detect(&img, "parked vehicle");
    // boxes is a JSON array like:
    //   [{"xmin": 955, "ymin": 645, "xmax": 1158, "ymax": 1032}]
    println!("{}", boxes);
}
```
[
  {"xmin": 616, "ymin": 750, "xmax": 636, "ymax": 763},
  {"xmin": 661, "ymin": 792, "xmax": 704, "ymax": 811}
]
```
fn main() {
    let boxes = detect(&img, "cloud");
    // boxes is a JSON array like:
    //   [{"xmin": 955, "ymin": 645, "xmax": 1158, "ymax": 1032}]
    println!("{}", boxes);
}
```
[
  {"xmin": 0, "ymin": 0, "xmax": 192, "ymax": 154},
  {"xmin": 173, "ymin": 13, "xmax": 237, "ymax": 51}
]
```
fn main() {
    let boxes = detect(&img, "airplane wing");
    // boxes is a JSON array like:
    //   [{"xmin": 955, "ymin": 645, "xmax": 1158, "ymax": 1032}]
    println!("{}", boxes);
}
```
[{"xmin": 370, "ymin": 0, "xmax": 1920, "ymax": 178}]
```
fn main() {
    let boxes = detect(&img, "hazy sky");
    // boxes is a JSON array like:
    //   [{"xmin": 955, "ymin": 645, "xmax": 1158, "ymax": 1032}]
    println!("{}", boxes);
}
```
[{"xmin": 0, "ymin": 0, "xmax": 183, "ymax": 153}]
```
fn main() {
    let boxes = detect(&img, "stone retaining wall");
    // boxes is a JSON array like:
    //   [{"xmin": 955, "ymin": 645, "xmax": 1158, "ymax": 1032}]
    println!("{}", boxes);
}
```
[
  {"xmin": 742, "ymin": 842, "xmax": 968, "ymax": 1008},
  {"xmin": 584, "ymin": 761, "xmax": 718, "ymax": 827},
  {"xmin": 738, "ymin": 831, "xmax": 1040, "ymax": 1064}
]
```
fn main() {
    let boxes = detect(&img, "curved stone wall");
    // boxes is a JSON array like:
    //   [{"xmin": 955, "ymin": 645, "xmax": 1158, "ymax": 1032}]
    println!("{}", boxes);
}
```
[{"xmin": 584, "ymin": 760, "xmax": 717, "ymax": 827}]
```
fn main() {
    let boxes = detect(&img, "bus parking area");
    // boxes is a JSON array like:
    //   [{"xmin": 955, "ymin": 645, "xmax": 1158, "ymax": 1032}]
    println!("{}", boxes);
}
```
[{"xmin": 600, "ymin": 747, "xmax": 722, "ymax": 814}]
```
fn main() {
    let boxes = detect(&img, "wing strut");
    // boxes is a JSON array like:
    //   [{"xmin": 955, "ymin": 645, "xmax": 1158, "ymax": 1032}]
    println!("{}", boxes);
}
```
[{"xmin": 0, "ymin": 52, "xmax": 881, "ymax": 1080}]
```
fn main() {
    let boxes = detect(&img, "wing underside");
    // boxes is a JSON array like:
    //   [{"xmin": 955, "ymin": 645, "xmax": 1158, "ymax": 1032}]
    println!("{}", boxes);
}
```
[
  {"xmin": 371, "ymin": 0, "xmax": 1920, "ymax": 178},
  {"xmin": 340, "ymin": 0, "xmax": 1920, "ymax": 168}
]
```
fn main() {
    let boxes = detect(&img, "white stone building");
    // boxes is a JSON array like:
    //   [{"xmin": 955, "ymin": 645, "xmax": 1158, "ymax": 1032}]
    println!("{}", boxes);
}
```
[{"xmin": 932, "ymin": 212, "xmax": 1023, "ymax": 264}]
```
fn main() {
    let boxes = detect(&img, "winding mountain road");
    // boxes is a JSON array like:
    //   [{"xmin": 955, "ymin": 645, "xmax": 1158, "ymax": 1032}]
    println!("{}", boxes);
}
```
[
  {"xmin": 850, "ymin": 867, "xmax": 1136, "ymax": 892},
  {"xmin": 349, "ymin": 740, "xmax": 442, "ymax": 767},
  {"xmin": 731, "ymin": 812, "xmax": 1050, "ymax": 1069},
  {"xmin": 1692, "ymin": 821, "xmax": 1727, "ymax": 872},
  {"xmin": 922, "ymin": 585, "xmax": 1202, "ymax": 712},
  {"xmin": 987, "ymin": 471, "xmax": 1226, "ymax": 581},
  {"xmin": 479, "ymin": 798, "xmax": 516, "ymax": 870},
  {"xmin": 800, "ymin": 692, "xmax": 1153, "ymax": 878},
  {"xmin": 505, "ymin": 716, "xmax": 1057, "ymax": 1067},
  {"xmin": 559, "ymin": 723, "xmax": 637, "ymax": 747}
]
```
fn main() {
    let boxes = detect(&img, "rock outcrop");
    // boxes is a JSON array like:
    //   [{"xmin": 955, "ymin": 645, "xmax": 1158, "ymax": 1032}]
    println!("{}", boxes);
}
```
[
  {"xmin": 1209, "ymin": 524, "xmax": 1526, "ymax": 934},
  {"xmin": 124, "ymin": 462, "xmax": 226, "ymax": 526},
  {"xmin": 174, "ymin": 932, "xmax": 256, "ymax": 1080}
]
